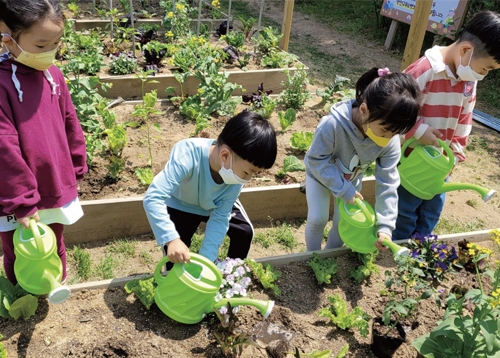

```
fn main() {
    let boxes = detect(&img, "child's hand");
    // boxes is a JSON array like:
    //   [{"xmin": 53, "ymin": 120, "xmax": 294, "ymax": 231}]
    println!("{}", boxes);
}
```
[
  {"xmin": 17, "ymin": 212, "xmax": 40, "ymax": 229},
  {"xmin": 346, "ymin": 192, "xmax": 364, "ymax": 204},
  {"xmin": 375, "ymin": 232, "xmax": 391, "ymax": 251},
  {"xmin": 166, "ymin": 238, "xmax": 191, "ymax": 264},
  {"xmin": 418, "ymin": 126, "xmax": 442, "ymax": 147},
  {"xmin": 77, "ymin": 178, "xmax": 83, "ymax": 191}
]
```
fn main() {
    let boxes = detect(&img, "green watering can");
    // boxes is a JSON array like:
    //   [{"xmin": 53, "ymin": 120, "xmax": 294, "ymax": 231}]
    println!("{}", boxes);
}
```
[
  {"xmin": 154, "ymin": 253, "xmax": 274, "ymax": 324},
  {"xmin": 337, "ymin": 198, "xmax": 409, "ymax": 256},
  {"xmin": 13, "ymin": 219, "xmax": 71, "ymax": 304},
  {"xmin": 399, "ymin": 138, "xmax": 496, "ymax": 201}
]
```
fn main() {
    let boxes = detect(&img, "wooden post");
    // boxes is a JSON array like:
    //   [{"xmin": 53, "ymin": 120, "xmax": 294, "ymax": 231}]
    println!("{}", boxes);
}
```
[
  {"xmin": 400, "ymin": 0, "xmax": 433, "ymax": 70},
  {"xmin": 384, "ymin": 19, "xmax": 399, "ymax": 50},
  {"xmin": 279, "ymin": 0, "xmax": 294, "ymax": 51}
]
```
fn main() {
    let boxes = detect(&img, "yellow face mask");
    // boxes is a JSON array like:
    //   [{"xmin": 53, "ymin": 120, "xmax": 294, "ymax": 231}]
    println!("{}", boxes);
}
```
[
  {"xmin": 365, "ymin": 122, "xmax": 391, "ymax": 147},
  {"xmin": 1, "ymin": 33, "xmax": 57, "ymax": 71}
]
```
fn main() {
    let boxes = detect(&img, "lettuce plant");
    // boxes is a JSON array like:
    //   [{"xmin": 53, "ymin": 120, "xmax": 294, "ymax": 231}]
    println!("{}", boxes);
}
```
[
  {"xmin": 290, "ymin": 131, "xmax": 313, "ymax": 152},
  {"xmin": 278, "ymin": 108, "xmax": 297, "ymax": 132},
  {"xmin": 276, "ymin": 155, "xmax": 305, "ymax": 179},
  {"xmin": 244, "ymin": 259, "xmax": 281, "ymax": 295},
  {"xmin": 0, "ymin": 277, "xmax": 38, "ymax": 320},
  {"xmin": 319, "ymin": 294, "xmax": 370, "ymax": 337},
  {"xmin": 308, "ymin": 252, "xmax": 338, "ymax": 285}
]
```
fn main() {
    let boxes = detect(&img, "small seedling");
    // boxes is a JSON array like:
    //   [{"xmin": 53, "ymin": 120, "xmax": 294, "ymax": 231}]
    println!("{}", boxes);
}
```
[{"xmin": 107, "ymin": 239, "xmax": 136, "ymax": 257}]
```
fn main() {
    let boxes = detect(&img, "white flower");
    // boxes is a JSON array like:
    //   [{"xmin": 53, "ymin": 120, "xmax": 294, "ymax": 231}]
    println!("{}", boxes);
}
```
[{"xmin": 219, "ymin": 305, "xmax": 228, "ymax": 314}]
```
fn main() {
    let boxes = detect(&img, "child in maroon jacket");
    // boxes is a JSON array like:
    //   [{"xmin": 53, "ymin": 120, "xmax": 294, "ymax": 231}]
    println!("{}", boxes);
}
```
[{"xmin": 0, "ymin": 0, "xmax": 88, "ymax": 284}]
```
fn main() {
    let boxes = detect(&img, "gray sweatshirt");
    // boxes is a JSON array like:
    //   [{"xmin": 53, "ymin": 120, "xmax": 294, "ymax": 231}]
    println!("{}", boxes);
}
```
[{"xmin": 304, "ymin": 99, "xmax": 401, "ymax": 235}]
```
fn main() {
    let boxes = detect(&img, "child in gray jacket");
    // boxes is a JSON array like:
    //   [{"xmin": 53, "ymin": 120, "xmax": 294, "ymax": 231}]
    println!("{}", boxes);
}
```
[{"xmin": 304, "ymin": 67, "xmax": 420, "ymax": 252}]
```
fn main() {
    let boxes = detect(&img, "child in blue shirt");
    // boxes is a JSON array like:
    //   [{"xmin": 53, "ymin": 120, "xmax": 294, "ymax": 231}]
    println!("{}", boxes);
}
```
[{"xmin": 143, "ymin": 111, "xmax": 277, "ymax": 265}]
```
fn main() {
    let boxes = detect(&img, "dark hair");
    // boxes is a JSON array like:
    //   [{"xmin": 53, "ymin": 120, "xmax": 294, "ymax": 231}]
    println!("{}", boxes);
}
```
[
  {"xmin": 354, "ymin": 67, "xmax": 420, "ymax": 135},
  {"xmin": 458, "ymin": 11, "xmax": 500, "ymax": 64},
  {"xmin": 0, "ymin": 0, "xmax": 64, "ymax": 39},
  {"xmin": 217, "ymin": 111, "xmax": 277, "ymax": 169}
]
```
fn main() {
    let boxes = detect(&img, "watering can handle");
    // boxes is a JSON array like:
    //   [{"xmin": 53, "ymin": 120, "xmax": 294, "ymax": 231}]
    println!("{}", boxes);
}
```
[
  {"xmin": 436, "ymin": 139, "xmax": 455, "ymax": 172},
  {"xmin": 353, "ymin": 198, "xmax": 373, "ymax": 222},
  {"xmin": 400, "ymin": 137, "xmax": 417, "ymax": 164},
  {"xmin": 154, "ymin": 256, "xmax": 171, "ymax": 284},
  {"xmin": 28, "ymin": 219, "xmax": 45, "ymax": 250}
]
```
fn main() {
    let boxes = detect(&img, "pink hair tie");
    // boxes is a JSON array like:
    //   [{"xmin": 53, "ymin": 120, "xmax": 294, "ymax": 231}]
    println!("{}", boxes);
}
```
[{"xmin": 378, "ymin": 67, "xmax": 390, "ymax": 77}]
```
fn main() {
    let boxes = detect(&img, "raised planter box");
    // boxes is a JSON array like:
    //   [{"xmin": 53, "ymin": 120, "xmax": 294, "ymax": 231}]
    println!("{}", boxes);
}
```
[
  {"xmin": 96, "ymin": 66, "xmax": 303, "ymax": 98},
  {"xmin": 64, "ymin": 178, "xmax": 377, "ymax": 245},
  {"xmin": 67, "ymin": 229, "xmax": 494, "ymax": 292}
]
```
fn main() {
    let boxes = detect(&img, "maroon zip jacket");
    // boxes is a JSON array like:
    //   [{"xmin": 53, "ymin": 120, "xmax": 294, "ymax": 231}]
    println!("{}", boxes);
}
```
[{"xmin": 0, "ymin": 58, "xmax": 88, "ymax": 219}]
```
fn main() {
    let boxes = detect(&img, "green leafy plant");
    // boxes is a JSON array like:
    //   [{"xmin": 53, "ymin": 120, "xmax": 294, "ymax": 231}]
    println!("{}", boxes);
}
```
[
  {"xmin": 261, "ymin": 50, "xmax": 297, "ymax": 68},
  {"xmin": 278, "ymin": 108, "xmax": 297, "ymax": 131},
  {"xmin": 253, "ymin": 26, "xmax": 282, "ymax": 54},
  {"xmin": 109, "ymin": 53, "xmax": 138, "ymax": 75},
  {"xmin": 316, "ymin": 75, "xmax": 353, "ymax": 105},
  {"xmin": 244, "ymin": 259, "xmax": 281, "ymax": 295},
  {"xmin": 308, "ymin": 252, "xmax": 338, "ymax": 285},
  {"xmin": 279, "ymin": 65, "xmax": 312, "ymax": 109},
  {"xmin": 251, "ymin": 94, "xmax": 276, "ymax": 119},
  {"xmin": 413, "ymin": 230, "xmax": 500, "ymax": 357},
  {"xmin": 67, "ymin": 2, "xmax": 81, "ymax": 17},
  {"xmin": 70, "ymin": 245, "xmax": 91, "ymax": 281},
  {"xmin": 0, "ymin": 277, "xmax": 38, "ymax": 320},
  {"xmin": 276, "ymin": 155, "xmax": 305, "ymax": 179},
  {"xmin": 319, "ymin": 294, "xmax": 370, "ymax": 337},
  {"xmin": 349, "ymin": 251, "xmax": 379, "ymax": 283},
  {"xmin": 221, "ymin": 31, "xmax": 245, "ymax": 49},
  {"xmin": 161, "ymin": 0, "xmax": 194, "ymax": 40},
  {"xmin": 383, "ymin": 254, "xmax": 433, "ymax": 334},
  {"xmin": 290, "ymin": 131, "xmax": 314, "ymax": 152},
  {"xmin": 0, "ymin": 334, "xmax": 6, "ymax": 358},
  {"xmin": 124, "ymin": 276, "xmax": 156, "ymax": 309},
  {"xmin": 238, "ymin": 16, "xmax": 257, "ymax": 40}
]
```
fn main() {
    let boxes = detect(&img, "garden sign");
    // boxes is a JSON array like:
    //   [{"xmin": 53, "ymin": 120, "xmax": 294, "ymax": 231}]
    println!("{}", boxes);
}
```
[{"xmin": 380, "ymin": 0, "xmax": 469, "ymax": 49}]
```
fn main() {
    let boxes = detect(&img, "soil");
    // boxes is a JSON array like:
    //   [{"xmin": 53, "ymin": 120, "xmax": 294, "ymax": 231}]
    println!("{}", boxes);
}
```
[{"xmin": 1, "ymin": 0, "xmax": 500, "ymax": 357}]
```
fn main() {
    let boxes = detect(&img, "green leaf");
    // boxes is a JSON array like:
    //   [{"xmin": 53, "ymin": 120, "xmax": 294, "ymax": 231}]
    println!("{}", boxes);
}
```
[
  {"xmin": 308, "ymin": 252, "xmax": 338, "ymax": 285},
  {"xmin": 290, "ymin": 131, "xmax": 314, "ymax": 152},
  {"xmin": 8, "ymin": 294, "xmax": 38, "ymax": 320},
  {"xmin": 479, "ymin": 319, "xmax": 500, "ymax": 353},
  {"xmin": 335, "ymin": 344, "xmax": 349, "ymax": 358},
  {"xmin": 277, "ymin": 155, "xmax": 305, "ymax": 178},
  {"xmin": 278, "ymin": 108, "xmax": 296, "ymax": 131},
  {"xmin": 124, "ymin": 276, "xmax": 156, "ymax": 309},
  {"xmin": 135, "ymin": 167, "xmax": 154, "ymax": 186}
]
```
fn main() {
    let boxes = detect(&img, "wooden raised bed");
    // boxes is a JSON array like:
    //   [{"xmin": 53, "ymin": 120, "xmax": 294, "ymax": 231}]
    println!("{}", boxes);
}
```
[
  {"xmin": 64, "ymin": 178, "xmax": 376, "ymax": 245},
  {"xmin": 68, "ymin": 229, "xmax": 493, "ymax": 292},
  {"xmin": 96, "ymin": 65, "xmax": 304, "ymax": 98}
]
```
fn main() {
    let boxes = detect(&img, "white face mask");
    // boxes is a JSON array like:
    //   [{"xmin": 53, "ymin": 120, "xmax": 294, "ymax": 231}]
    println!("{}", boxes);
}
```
[
  {"xmin": 457, "ymin": 48, "xmax": 485, "ymax": 82},
  {"xmin": 219, "ymin": 153, "xmax": 248, "ymax": 185}
]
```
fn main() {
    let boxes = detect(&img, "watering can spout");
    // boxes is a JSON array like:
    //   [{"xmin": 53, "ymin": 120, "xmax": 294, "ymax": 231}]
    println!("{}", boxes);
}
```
[
  {"xmin": 382, "ymin": 239, "xmax": 409, "ymax": 257},
  {"xmin": 213, "ymin": 298, "xmax": 274, "ymax": 318},
  {"xmin": 439, "ymin": 182, "xmax": 496, "ymax": 202}
]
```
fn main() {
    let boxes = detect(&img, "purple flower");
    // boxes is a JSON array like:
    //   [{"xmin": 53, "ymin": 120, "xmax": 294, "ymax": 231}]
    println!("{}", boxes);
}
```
[
  {"xmin": 438, "ymin": 251, "xmax": 447, "ymax": 260},
  {"xmin": 411, "ymin": 250, "xmax": 420, "ymax": 258},
  {"xmin": 436, "ymin": 261, "xmax": 449, "ymax": 271},
  {"xmin": 412, "ymin": 232, "xmax": 426, "ymax": 243}
]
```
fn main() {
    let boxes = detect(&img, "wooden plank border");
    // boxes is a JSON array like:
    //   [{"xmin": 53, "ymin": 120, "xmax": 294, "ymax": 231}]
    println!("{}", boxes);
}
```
[
  {"xmin": 67, "ymin": 229, "xmax": 497, "ymax": 292},
  {"xmin": 95, "ymin": 66, "xmax": 305, "ymax": 99},
  {"xmin": 64, "ymin": 178, "xmax": 376, "ymax": 245}
]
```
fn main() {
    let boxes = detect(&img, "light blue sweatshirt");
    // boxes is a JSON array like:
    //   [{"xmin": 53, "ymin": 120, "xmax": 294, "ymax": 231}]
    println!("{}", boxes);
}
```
[
  {"xmin": 304, "ymin": 99, "xmax": 401, "ymax": 235},
  {"xmin": 143, "ymin": 138, "xmax": 242, "ymax": 261}
]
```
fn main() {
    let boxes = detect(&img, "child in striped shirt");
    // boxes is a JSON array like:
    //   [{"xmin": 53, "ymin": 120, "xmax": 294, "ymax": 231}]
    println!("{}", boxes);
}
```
[{"xmin": 393, "ymin": 11, "xmax": 500, "ymax": 241}]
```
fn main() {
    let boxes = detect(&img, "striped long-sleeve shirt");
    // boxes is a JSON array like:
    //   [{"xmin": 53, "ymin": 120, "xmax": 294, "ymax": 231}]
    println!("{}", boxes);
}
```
[{"xmin": 403, "ymin": 46, "xmax": 477, "ymax": 163}]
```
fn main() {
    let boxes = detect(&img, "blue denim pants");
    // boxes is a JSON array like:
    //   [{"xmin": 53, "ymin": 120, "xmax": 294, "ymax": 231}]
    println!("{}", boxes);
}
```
[{"xmin": 393, "ymin": 184, "xmax": 446, "ymax": 240}]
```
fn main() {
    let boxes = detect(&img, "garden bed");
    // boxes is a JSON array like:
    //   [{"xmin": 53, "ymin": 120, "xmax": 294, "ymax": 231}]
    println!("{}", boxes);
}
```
[{"xmin": 0, "ymin": 230, "xmax": 497, "ymax": 358}]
